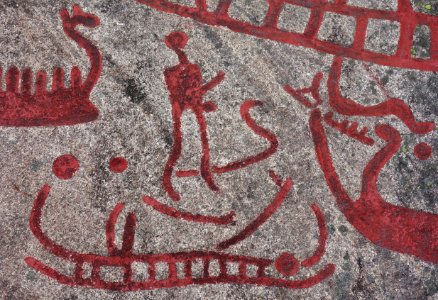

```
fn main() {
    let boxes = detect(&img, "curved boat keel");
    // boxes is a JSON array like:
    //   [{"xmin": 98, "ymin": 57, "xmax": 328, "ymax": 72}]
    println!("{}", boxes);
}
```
[{"xmin": 25, "ymin": 184, "xmax": 335, "ymax": 290}]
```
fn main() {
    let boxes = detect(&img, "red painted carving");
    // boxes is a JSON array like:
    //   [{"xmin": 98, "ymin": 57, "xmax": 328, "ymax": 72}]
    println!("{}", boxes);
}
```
[
  {"xmin": 268, "ymin": 169, "xmax": 283, "ymax": 187},
  {"xmin": 285, "ymin": 56, "xmax": 437, "ymax": 264},
  {"xmin": 52, "ymin": 154, "xmax": 80, "ymax": 180},
  {"xmin": 105, "ymin": 202, "xmax": 128, "ymax": 256},
  {"xmin": 162, "ymin": 31, "xmax": 224, "ymax": 199},
  {"xmin": 217, "ymin": 174, "xmax": 293, "ymax": 250},
  {"xmin": 300, "ymin": 204, "xmax": 329, "ymax": 268},
  {"xmin": 275, "ymin": 252, "xmax": 299, "ymax": 277},
  {"xmin": 328, "ymin": 57, "xmax": 435, "ymax": 135},
  {"xmin": 25, "ymin": 178, "xmax": 334, "ymax": 290},
  {"xmin": 0, "ymin": 5, "xmax": 101, "ymax": 127},
  {"xmin": 136, "ymin": 0, "xmax": 438, "ymax": 71},
  {"xmin": 323, "ymin": 112, "xmax": 375, "ymax": 146},
  {"xmin": 284, "ymin": 72, "xmax": 323, "ymax": 109},
  {"xmin": 143, "ymin": 195, "xmax": 237, "ymax": 225},
  {"xmin": 16, "ymin": 1, "xmax": 436, "ymax": 293},
  {"xmin": 23, "ymin": 23, "xmax": 335, "ymax": 290},
  {"xmin": 175, "ymin": 170, "xmax": 200, "ymax": 177},
  {"xmin": 162, "ymin": 31, "xmax": 278, "ymax": 201},
  {"xmin": 212, "ymin": 100, "xmax": 279, "ymax": 174},
  {"xmin": 284, "ymin": 70, "xmax": 376, "ymax": 146},
  {"xmin": 414, "ymin": 142, "xmax": 433, "ymax": 160},
  {"xmin": 109, "ymin": 157, "xmax": 129, "ymax": 174}
]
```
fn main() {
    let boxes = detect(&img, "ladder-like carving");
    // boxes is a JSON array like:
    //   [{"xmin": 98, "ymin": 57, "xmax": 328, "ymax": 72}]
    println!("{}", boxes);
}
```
[
  {"xmin": 25, "ymin": 179, "xmax": 334, "ymax": 291},
  {"xmin": 137, "ymin": 0, "xmax": 438, "ymax": 71}
]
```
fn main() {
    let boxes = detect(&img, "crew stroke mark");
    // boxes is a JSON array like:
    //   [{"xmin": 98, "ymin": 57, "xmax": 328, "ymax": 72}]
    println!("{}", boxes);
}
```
[{"xmin": 0, "ymin": 5, "xmax": 102, "ymax": 126}]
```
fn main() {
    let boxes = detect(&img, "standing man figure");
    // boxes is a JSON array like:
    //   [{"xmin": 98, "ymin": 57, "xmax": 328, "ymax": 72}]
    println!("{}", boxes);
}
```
[{"xmin": 163, "ymin": 31, "xmax": 225, "ymax": 201}]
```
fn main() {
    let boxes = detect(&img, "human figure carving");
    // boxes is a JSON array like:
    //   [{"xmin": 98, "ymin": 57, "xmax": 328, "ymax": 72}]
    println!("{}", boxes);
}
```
[
  {"xmin": 162, "ymin": 31, "xmax": 225, "ymax": 200},
  {"xmin": 162, "ymin": 31, "xmax": 278, "ymax": 201},
  {"xmin": 285, "ymin": 56, "xmax": 437, "ymax": 264}
]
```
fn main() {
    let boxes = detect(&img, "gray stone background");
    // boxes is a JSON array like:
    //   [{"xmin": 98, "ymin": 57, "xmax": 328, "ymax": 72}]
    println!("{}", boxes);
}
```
[{"xmin": 0, "ymin": 0, "xmax": 437, "ymax": 299}]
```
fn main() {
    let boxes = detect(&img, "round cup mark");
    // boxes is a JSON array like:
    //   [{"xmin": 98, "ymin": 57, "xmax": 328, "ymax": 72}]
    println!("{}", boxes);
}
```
[
  {"xmin": 52, "ymin": 154, "xmax": 80, "ymax": 180},
  {"xmin": 109, "ymin": 156, "xmax": 129, "ymax": 173},
  {"xmin": 274, "ymin": 252, "xmax": 300, "ymax": 277},
  {"xmin": 414, "ymin": 142, "xmax": 432, "ymax": 160}
]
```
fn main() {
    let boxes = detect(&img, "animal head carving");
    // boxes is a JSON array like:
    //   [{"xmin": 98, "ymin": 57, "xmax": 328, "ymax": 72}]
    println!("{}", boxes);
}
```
[
  {"xmin": 285, "ymin": 58, "xmax": 437, "ymax": 264},
  {"xmin": 60, "ymin": 4, "xmax": 100, "ymax": 29}
]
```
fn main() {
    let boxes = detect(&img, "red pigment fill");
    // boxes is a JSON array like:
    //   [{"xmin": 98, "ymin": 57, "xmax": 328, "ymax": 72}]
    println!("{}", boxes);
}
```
[
  {"xmin": 274, "ymin": 252, "xmax": 299, "ymax": 277},
  {"xmin": 26, "ymin": 185, "xmax": 335, "ymax": 290},
  {"xmin": 284, "ymin": 72, "xmax": 323, "ymax": 109},
  {"xmin": 414, "ymin": 142, "xmax": 433, "ymax": 160},
  {"xmin": 328, "ymin": 56, "xmax": 436, "ymax": 135},
  {"xmin": 136, "ymin": 0, "xmax": 438, "ymax": 71},
  {"xmin": 0, "ymin": 5, "xmax": 101, "ymax": 127},
  {"xmin": 268, "ymin": 170, "xmax": 283, "ymax": 187},
  {"xmin": 109, "ymin": 157, "xmax": 129, "ymax": 173},
  {"xmin": 175, "ymin": 170, "xmax": 199, "ymax": 177},
  {"xmin": 274, "ymin": 202, "xmax": 329, "ymax": 274},
  {"xmin": 162, "ymin": 31, "xmax": 278, "ymax": 201},
  {"xmin": 143, "ymin": 195, "xmax": 236, "ymax": 225},
  {"xmin": 162, "ymin": 31, "xmax": 224, "ymax": 201},
  {"xmin": 121, "ymin": 213, "xmax": 137, "ymax": 256},
  {"xmin": 323, "ymin": 111, "xmax": 375, "ymax": 146},
  {"xmin": 284, "ymin": 67, "xmax": 376, "ymax": 147},
  {"xmin": 285, "ymin": 59, "xmax": 437, "ymax": 264},
  {"xmin": 106, "ymin": 202, "xmax": 125, "ymax": 255},
  {"xmin": 212, "ymin": 100, "xmax": 278, "ymax": 174},
  {"xmin": 105, "ymin": 203, "xmax": 136, "ymax": 257},
  {"xmin": 177, "ymin": 103, "xmax": 280, "ymax": 176},
  {"xmin": 301, "ymin": 204, "xmax": 328, "ymax": 268},
  {"xmin": 309, "ymin": 109, "xmax": 438, "ymax": 264},
  {"xmin": 285, "ymin": 56, "xmax": 434, "ymax": 139},
  {"xmin": 217, "ymin": 176, "xmax": 293, "ymax": 250},
  {"xmin": 52, "ymin": 154, "xmax": 80, "ymax": 180}
]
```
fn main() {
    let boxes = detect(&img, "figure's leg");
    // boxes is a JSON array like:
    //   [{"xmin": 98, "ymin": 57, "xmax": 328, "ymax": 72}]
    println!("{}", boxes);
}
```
[
  {"xmin": 163, "ymin": 104, "xmax": 183, "ymax": 201},
  {"xmin": 194, "ymin": 107, "xmax": 219, "ymax": 192}
]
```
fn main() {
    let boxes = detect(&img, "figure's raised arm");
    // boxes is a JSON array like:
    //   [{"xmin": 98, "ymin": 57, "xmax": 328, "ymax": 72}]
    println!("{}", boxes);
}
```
[{"xmin": 201, "ymin": 71, "xmax": 225, "ymax": 94}]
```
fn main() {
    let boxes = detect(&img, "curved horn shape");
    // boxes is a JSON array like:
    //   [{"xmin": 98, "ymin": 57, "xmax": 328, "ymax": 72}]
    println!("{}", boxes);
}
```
[
  {"xmin": 61, "ymin": 5, "xmax": 102, "ymax": 96},
  {"xmin": 309, "ymin": 109, "xmax": 438, "ymax": 264},
  {"xmin": 327, "ymin": 57, "xmax": 436, "ymax": 135}
]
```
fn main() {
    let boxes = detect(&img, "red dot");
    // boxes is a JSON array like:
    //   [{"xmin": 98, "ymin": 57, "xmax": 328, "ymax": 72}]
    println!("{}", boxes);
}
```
[
  {"xmin": 274, "ymin": 252, "xmax": 299, "ymax": 277},
  {"xmin": 109, "ymin": 157, "xmax": 128, "ymax": 173},
  {"xmin": 52, "ymin": 154, "xmax": 80, "ymax": 180},
  {"xmin": 414, "ymin": 143, "xmax": 432, "ymax": 160}
]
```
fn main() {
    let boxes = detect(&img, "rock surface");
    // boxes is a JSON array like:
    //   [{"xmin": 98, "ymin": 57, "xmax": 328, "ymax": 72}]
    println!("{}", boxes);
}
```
[{"xmin": 0, "ymin": 0, "xmax": 437, "ymax": 299}]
